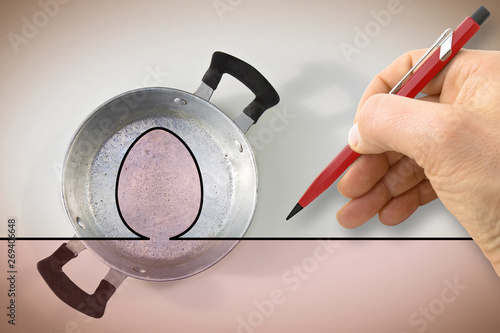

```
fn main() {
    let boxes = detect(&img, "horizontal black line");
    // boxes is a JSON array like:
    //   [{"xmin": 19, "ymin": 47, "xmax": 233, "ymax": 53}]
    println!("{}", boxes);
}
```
[
  {"xmin": 173, "ymin": 237, "xmax": 473, "ymax": 241},
  {"xmin": 0, "ymin": 237, "xmax": 473, "ymax": 241},
  {"xmin": 0, "ymin": 237, "xmax": 149, "ymax": 241}
]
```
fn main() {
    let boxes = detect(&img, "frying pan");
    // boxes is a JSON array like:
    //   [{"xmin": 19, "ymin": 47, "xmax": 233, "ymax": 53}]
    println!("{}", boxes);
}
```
[{"xmin": 37, "ymin": 52, "xmax": 280, "ymax": 318}]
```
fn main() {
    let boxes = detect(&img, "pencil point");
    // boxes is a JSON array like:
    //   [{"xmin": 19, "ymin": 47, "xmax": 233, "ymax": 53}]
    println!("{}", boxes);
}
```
[{"xmin": 286, "ymin": 203, "xmax": 303, "ymax": 220}]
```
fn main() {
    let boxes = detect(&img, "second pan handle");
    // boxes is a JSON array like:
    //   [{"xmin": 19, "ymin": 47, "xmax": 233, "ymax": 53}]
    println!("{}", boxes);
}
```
[{"xmin": 195, "ymin": 51, "xmax": 280, "ymax": 129}]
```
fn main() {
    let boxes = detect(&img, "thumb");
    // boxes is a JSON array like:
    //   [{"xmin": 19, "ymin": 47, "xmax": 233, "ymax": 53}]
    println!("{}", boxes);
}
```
[{"xmin": 348, "ymin": 93, "xmax": 460, "ymax": 166}]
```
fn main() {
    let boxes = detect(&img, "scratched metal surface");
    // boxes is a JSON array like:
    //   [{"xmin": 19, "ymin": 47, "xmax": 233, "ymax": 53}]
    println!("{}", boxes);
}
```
[{"xmin": 61, "ymin": 88, "xmax": 257, "ymax": 280}]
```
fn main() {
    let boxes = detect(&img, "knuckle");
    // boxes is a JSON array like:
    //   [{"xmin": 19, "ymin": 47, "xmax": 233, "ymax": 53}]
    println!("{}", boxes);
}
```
[
  {"xmin": 415, "ymin": 107, "xmax": 469, "ymax": 174},
  {"xmin": 358, "ymin": 94, "xmax": 389, "ymax": 128},
  {"xmin": 433, "ymin": 107, "xmax": 467, "ymax": 144}
]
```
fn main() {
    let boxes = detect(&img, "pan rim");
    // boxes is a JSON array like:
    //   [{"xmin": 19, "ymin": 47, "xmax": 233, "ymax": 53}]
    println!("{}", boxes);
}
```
[{"xmin": 61, "ymin": 87, "xmax": 258, "ymax": 280}]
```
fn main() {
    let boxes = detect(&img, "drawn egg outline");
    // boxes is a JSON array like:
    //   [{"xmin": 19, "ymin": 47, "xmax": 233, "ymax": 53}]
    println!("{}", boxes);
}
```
[{"xmin": 115, "ymin": 127, "xmax": 203, "ymax": 239}]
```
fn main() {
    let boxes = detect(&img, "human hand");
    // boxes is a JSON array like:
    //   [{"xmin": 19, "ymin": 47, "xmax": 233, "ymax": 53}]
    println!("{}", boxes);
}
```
[{"xmin": 336, "ymin": 49, "xmax": 500, "ymax": 276}]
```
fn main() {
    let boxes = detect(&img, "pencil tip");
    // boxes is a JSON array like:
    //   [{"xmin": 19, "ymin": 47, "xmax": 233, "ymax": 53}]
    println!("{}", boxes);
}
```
[{"xmin": 286, "ymin": 203, "xmax": 303, "ymax": 221}]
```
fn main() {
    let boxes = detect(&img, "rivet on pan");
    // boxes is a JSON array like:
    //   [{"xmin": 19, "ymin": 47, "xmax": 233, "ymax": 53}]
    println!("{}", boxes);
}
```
[
  {"xmin": 133, "ymin": 267, "xmax": 147, "ymax": 273},
  {"xmin": 76, "ymin": 217, "xmax": 85, "ymax": 229},
  {"xmin": 174, "ymin": 98, "xmax": 187, "ymax": 105},
  {"xmin": 234, "ymin": 140, "xmax": 243, "ymax": 153}
]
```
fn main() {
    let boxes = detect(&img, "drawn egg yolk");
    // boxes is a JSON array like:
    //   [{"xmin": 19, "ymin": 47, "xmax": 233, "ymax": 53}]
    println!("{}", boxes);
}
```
[{"xmin": 116, "ymin": 128, "xmax": 202, "ymax": 239}]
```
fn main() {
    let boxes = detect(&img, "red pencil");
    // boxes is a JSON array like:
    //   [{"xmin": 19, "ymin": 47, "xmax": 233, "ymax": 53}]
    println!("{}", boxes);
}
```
[{"xmin": 286, "ymin": 6, "xmax": 490, "ymax": 220}]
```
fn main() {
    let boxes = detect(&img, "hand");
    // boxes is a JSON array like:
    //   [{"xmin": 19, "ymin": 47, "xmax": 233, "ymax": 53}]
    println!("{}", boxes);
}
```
[{"xmin": 336, "ymin": 49, "xmax": 500, "ymax": 276}]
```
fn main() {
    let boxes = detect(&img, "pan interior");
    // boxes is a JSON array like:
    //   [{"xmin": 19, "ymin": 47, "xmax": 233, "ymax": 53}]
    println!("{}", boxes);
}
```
[
  {"xmin": 115, "ymin": 127, "xmax": 204, "ymax": 258},
  {"xmin": 62, "ymin": 88, "xmax": 257, "ymax": 280}
]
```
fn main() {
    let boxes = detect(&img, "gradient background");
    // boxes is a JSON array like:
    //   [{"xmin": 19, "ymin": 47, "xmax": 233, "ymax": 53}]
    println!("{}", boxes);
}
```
[{"xmin": 2, "ymin": 0, "xmax": 500, "ymax": 332}]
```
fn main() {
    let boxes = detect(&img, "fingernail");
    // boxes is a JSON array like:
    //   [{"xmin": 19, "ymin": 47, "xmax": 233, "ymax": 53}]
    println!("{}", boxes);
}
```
[{"xmin": 348, "ymin": 123, "xmax": 359, "ymax": 147}]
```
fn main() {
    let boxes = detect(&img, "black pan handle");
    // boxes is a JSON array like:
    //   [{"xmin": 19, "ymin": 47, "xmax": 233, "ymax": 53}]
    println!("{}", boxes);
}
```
[
  {"xmin": 37, "ymin": 242, "xmax": 125, "ymax": 318},
  {"xmin": 201, "ymin": 51, "xmax": 280, "ymax": 124}
]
